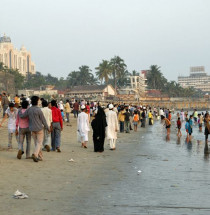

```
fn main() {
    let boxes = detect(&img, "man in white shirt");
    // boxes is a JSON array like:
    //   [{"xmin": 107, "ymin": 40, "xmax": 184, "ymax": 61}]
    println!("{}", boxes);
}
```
[
  {"xmin": 106, "ymin": 104, "xmax": 119, "ymax": 150},
  {"xmin": 41, "ymin": 100, "xmax": 52, "ymax": 152},
  {"xmin": 77, "ymin": 105, "xmax": 90, "ymax": 148}
]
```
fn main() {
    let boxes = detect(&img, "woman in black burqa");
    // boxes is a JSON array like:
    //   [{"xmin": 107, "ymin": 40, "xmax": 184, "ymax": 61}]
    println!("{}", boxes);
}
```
[{"xmin": 91, "ymin": 106, "xmax": 107, "ymax": 152}]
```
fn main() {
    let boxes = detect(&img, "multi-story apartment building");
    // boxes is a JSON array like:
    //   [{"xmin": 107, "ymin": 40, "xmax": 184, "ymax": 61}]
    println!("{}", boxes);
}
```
[
  {"xmin": 130, "ymin": 71, "xmax": 147, "ymax": 97},
  {"xmin": 0, "ymin": 33, "xmax": 36, "ymax": 76},
  {"xmin": 178, "ymin": 66, "xmax": 210, "ymax": 92}
]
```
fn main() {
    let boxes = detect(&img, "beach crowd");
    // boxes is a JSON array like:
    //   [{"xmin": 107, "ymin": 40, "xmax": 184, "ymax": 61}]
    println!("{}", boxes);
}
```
[{"xmin": 0, "ymin": 92, "xmax": 210, "ymax": 162}]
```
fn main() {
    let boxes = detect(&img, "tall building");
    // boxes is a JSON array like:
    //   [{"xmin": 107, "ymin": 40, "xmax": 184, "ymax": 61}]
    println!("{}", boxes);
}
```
[
  {"xmin": 0, "ymin": 33, "xmax": 36, "ymax": 76},
  {"xmin": 130, "ymin": 71, "xmax": 147, "ymax": 97},
  {"xmin": 178, "ymin": 67, "xmax": 210, "ymax": 92}
]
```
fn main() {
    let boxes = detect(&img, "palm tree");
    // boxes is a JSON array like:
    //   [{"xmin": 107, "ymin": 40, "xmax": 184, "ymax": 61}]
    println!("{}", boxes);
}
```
[
  {"xmin": 110, "ymin": 56, "xmax": 127, "ymax": 91},
  {"xmin": 146, "ymin": 65, "xmax": 167, "ymax": 90},
  {"xmin": 131, "ymin": 70, "xmax": 139, "ymax": 76},
  {"xmin": 67, "ymin": 71, "xmax": 80, "ymax": 87},
  {"xmin": 95, "ymin": 60, "xmax": 112, "ymax": 84}
]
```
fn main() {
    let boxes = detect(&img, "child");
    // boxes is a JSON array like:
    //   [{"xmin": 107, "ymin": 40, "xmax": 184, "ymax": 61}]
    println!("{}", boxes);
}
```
[
  {"xmin": 133, "ymin": 110, "xmax": 139, "ymax": 132},
  {"xmin": 16, "ymin": 100, "xmax": 31, "ymax": 159},
  {"xmin": 177, "ymin": 117, "xmax": 182, "ymax": 137},
  {"xmin": 0, "ymin": 103, "xmax": 18, "ymax": 149},
  {"xmin": 185, "ymin": 118, "xmax": 189, "ymax": 138}
]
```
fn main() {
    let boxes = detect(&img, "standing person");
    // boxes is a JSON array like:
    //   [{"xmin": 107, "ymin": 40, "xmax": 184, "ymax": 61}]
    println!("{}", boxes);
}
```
[
  {"xmin": 113, "ymin": 104, "xmax": 118, "ymax": 114},
  {"xmin": 51, "ymin": 100, "xmax": 63, "ymax": 152},
  {"xmin": 148, "ymin": 110, "xmax": 153, "ymax": 125},
  {"xmin": 204, "ymin": 113, "xmax": 210, "ymax": 154},
  {"xmin": 106, "ymin": 104, "xmax": 119, "ymax": 150},
  {"xmin": 41, "ymin": 100, "xmax": 52, "ymax": 152},
  {"xmin": 91, "ymin": 107, "xmax": 107, "ymax": 152},
  {"xmin": 177, "ymin": 117, "xmax": 182, "ymax": 137},
  {"xmin": 77, "ymin": 105, "xmax": 90, "ymax": 148},
  {"xmin": 193, "ymin": 109, "xmax": 198, "ymax": 124},
  {"xmin": 16, "ymin": 100, "xmax": 31, "ymax": 159},
  {"xmin": 163, "ymin": 116, "xmax": 171, "ymax": 135},
  {"xmin": 181, "ymin": 109, "xmax": 185, "ymax": 121},
  {"xmin": 168, "ymin": 111, "xmax": 172, "ymax": 121},
  {"xmin": 18, "ymin": 96, "xmax": 50, "ymax": 162},
  {"xmin": 133, "ymin": 110, "xmax": 139, "ymax": 132},
  {"xmin": 0, "ymin": 103, "xmax": 18, "ymax": 149},
  {"xmin": 185, "ymin": 118, "xmax": 189, "ymax": 139},
  {"xmin": 1, "ymin": 92, "xmax": 10, "ymax": 117},
  {"xmin": 159, "ymin": 108, "xmax": 164, "ymax": 119},
  {"xmin": 198, "ymin": 114, "xmax": 203, "ymax": 132},
  {"xmin": 124, "ymin": 108, "xmax": 131, "ymax": 133},
  {"xmin": 73, "ymin": 100, "xmax": 79, "ymax": 118},
  {"xmin": 118, "ymin": 106, "xmax": 125, "ymax": 133},
  {"xmin": 64, "ymin": 100, "xmax": 71, "ymax": 123},
  {"xmin": 141, "ymin": 109, "xmax": 146, "ymax": 127},
  {"xmin": 188, "ymin": 115, "xmax": 193, "ymax": 141}
]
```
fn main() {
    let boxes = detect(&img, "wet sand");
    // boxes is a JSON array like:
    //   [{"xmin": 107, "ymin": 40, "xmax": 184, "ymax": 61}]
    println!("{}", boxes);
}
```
[{"xmin": 0, "ymin": 114, "xmax": 210, "ymax": 215}]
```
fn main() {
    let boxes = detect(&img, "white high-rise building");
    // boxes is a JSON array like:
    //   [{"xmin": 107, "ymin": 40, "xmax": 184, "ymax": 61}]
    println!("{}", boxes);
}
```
[
  {"xmin": 0, "ymin": 33, "xmax": 36, "ymax": 76},
  {"xmin": 178, "ymin": 66, "xmax": 210, "ymax": 92}
]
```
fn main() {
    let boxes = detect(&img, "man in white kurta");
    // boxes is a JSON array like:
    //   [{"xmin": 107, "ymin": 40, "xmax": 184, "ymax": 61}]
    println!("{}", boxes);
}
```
[
  {"xmin": 106, "ymin": 104, "xmax": 119, "ymax": 150},
  {"xmin": 77, "ymin": 105, "xmax": 90, "ymax": 148}
]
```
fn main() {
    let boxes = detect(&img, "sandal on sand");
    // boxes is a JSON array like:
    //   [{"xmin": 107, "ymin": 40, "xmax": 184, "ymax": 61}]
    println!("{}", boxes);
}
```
[
  {"xmin": 17, "ymin": 150, "xmax": 22, "ymax": 159},
  {"xmin": 32, "ymin": 154, "xmax": 39, "ymax": 162}
]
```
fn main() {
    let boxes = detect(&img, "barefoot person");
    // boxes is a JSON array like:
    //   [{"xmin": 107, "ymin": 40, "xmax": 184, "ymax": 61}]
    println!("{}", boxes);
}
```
[
  {"xmin": 163, "ymin": 116, "xmax": 171, "ymax": 135},
  {"xmin": 106, "ymin": 104, "xmax": 119, "ymax": 150},
  {"xmin": 77, "ymin": 105, "xmax": 90, "ymax": 148},
  {"xmin": 0, "ymin": 103, "xmax": 18, "ymax": 149},
  {"xmin": 177, "ymin": 117, "xmax": 182, "ymax": 137}
]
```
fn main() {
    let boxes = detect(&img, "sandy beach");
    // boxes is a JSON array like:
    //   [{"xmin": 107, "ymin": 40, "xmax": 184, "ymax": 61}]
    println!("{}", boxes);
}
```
[
  {"xmin": 0, "ymin": 115, "xmax": 135, "ymax": 215},
  {"xmin": 1, "ymin": 114, "xmax": 210, "ymax": 215}
]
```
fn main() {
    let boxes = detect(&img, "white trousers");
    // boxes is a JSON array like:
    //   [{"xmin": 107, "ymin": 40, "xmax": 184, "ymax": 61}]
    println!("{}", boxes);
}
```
[{"xmin": 109, "ymin": 139, "xmax": 116, "ymax": 149}]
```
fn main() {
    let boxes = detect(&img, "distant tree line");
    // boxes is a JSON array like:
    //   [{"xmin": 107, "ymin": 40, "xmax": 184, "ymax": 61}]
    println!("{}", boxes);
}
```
[{"xmin": 0, "ymin": 59, "xmax": 204, "ymax": 98}]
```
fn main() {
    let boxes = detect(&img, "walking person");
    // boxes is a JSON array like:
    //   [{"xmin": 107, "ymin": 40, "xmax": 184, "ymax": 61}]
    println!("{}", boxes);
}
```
[
  {"xmin": 118, "ymin": 106, "xmax": 125, "ymax": 132},
  {"xmin": 41, "ymin": 100, "xmax": 52, "ymax": 152},
  {"xmin": 124, "ymin": 108, "xmax": 131, "ymax": 133},
  {"xmin": 0, "ymin": 103, "xmax": 18, "ymax": 149},
  {"xmin": 51, "ymin": 100, "xmax": 63, "ymax": 152},
  {"xmin": 106, "ymin": 104, "xmax": 119, "ymax": 150},
  {"xmin": 16, "ymin": 100, "xmax": 31, "ymax": 159},
  {"xmin": 18, "ymin": 96, "xmax": 50, "ymax": 162},
  {"xmin": 77, "ymin": 105, "xmax": 90, "ymax": 148},
  {"xmin": 73, "ymin": 100, "xmax": 79, "ymax": 118},
  {"xmin": 1, "ymin": 92, "xmax": 10, "ymax": 117},
  {"xmin": 91, "ymin": 107, "xmax": 107, "ymax": 152},
  {"xmin": 64, "ymin": 100, "xmax": 71, "ymax": 123}
]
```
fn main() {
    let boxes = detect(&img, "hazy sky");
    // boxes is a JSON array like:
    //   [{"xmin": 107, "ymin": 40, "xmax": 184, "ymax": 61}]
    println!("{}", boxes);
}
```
[{"xmin": 1, "ymin": 0, "xmax": 210, "ymax": 81}]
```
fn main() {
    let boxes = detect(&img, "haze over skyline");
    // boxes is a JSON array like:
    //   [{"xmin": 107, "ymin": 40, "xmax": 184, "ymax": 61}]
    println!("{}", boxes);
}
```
[{"xmin": 1, "ymin": 0, "xmax": 210, "ymax": 81}]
